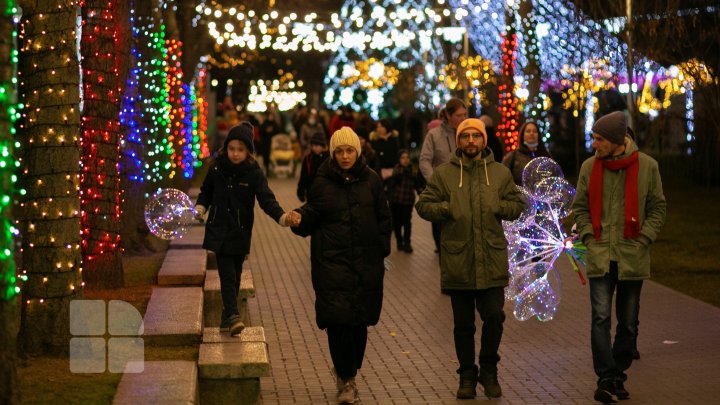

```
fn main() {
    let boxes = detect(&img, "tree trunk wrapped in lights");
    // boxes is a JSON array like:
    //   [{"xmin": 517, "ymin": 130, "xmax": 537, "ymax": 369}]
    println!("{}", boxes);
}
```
[
  {"xmin": 119, "ymin": 0, "xmax": 166, "ymax": 252},
  {"xmin": 17, "ymin": 0, "xmax": 83, "ymax": 356},
  {"xmin": 1, "ymin": 1, "xmax": 19, "ymax": 401},
  {"xmin": 80, "ymin": 0, "xmax": 128, "ymax": 289}
]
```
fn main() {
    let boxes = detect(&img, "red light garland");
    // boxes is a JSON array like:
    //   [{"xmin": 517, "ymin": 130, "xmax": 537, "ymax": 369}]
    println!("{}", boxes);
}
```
[{"xmin": 497, "ymin": 32, "xmax": 520, "ymax": 153}]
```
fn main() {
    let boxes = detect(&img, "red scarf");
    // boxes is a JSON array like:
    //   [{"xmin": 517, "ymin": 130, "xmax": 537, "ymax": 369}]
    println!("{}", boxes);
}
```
[{"xmin": 588, "ymin": 151, "xmax": 640, "ymax": 240}]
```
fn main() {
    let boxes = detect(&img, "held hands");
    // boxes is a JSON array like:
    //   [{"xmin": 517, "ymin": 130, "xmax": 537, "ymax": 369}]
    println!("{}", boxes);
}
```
[{"xmin": 281, "ymin": 210, "xmax": 302, "ymax": 227}]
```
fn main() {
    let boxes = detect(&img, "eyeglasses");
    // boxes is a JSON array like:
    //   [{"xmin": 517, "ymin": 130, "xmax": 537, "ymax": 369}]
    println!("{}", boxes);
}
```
[{"xmin": 458, "ymin": 132, "xmax": 483, "ymax": 141}]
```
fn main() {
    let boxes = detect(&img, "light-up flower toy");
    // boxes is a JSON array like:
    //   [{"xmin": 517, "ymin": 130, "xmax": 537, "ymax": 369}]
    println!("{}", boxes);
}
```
[{"xmin": 503, "ymin": 157, "xmax": 587, "ymax": 321}]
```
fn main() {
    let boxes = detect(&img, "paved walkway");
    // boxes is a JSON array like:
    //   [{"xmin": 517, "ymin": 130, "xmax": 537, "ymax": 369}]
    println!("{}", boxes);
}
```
[{"xmin": 245, "ymin": 176, "xmax": 720, "ymax": 405}]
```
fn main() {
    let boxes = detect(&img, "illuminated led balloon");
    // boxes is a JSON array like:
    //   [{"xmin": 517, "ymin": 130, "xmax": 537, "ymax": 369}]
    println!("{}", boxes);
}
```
[
  {"xmin": 534, "ymin": 177, "xmax": 576, "ymax": 218},
  {"xmin": 504, "ymin": 157, "xmax": 583, "ymax": 321},
  {"xmin": 144, "ymin": 188, "xmax": 194, "ymax": 240},
  {"xmin": 522, "ymin": 157, "xmax": 563, "ymax": 195}
]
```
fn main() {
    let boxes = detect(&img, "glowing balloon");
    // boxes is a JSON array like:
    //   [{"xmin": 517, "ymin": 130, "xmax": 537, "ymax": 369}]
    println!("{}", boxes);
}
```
[
  {"xmin": 522, "ymin": 157, "xmax": 564, "ymax": 194},
  {"xmin": 533, "ymin": 177, "xmax": 576, "ymax": 218},
  {"xmin": 144, "ymin": 188, "xmax": 195, "ymax": 240},
  {"xmin": 504, "ymin": 157, "xmax": 582, "ymax": 322}
]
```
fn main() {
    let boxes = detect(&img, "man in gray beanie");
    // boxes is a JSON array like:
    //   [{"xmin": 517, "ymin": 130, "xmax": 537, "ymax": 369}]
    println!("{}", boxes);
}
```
[
  {"xmin": 591, "ymin": 111, "xmax": 627, "ymax": 146},
  {"xmin": 571, "ymin": 110, "xmax": 666, "ymax": 403}
]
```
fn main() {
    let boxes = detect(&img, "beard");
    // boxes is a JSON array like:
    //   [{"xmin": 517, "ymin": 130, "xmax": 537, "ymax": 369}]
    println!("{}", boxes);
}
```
[{"xmin": 461, "ymin": 146, "xmax": 480, "ymax": 159}]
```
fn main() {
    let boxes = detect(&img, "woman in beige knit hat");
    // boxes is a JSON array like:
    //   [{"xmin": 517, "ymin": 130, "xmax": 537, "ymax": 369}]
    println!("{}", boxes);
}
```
[{"xmin": 291, "ymin": 126, "xmax": 392, "ymax": 404}]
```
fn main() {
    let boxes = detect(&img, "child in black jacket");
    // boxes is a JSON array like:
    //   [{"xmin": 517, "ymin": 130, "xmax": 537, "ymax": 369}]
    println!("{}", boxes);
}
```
[
  {"xmin": 195, "ymin": 122, "xmax": 298, "ymax": 335},
  {"xmin": 386, "ymin": 149, "xmax": 422, "ymax": 253}
]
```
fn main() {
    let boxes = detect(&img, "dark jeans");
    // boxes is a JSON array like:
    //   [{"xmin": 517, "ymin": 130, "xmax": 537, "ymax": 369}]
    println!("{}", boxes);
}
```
[
  {"xmin": 390, "ymin": 203, "xmax": 413, "ymax": 245},
  {"xmin": 449, "ymin": 287, "xmax": 506, "ymax": 374},
  {"xmin": 327, "ymin": 325, "xmax": 368, "ymax": 380},
  {"xmin": 589, "ymin": 261, "xmax": 643, "ymax": 384},
  {"xmin": 216, "ymin": 254, "xmax": 245, "ymax": 321}
]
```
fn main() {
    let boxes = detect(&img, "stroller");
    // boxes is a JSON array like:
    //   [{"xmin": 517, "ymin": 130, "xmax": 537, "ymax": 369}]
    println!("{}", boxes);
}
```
[{"xmin": 268, "ymin": 134, "xmax": 295, "ymax": 178}]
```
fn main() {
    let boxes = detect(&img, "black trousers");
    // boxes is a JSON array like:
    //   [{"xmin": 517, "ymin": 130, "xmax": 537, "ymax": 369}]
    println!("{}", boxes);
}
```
[
  {"xmin": 216, "ymin": 254, "xmax": 245, "ymax": 321},
  {"xmin": 431, "ymin": 222, "xmax": 441, "ymax": 251},
  {"xmin": 390, "ymin": 203, "xmax": 413, "ymax": 245},
  {"xmin": 327, "ymin": 325, "xmax": 368, "ymax": 380},
  {"xmin": 449, "ymin": 287, "xmax": 506, "ymax": 374}
]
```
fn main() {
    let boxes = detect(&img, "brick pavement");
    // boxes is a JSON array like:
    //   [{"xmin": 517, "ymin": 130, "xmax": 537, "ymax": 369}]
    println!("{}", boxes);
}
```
[{"xmin": 245, "ymin": 176, "xmax": 720, "ymax": 405}]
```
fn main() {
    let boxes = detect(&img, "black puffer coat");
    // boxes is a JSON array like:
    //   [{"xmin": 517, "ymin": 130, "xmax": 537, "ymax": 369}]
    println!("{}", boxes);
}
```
[
  {"xmin": 292, "ymin": 157, "xmax": 392, "ymax": 329},
  {"xmin": 196, "ymin": 156, "xmax": 284, "ymax": 255}
]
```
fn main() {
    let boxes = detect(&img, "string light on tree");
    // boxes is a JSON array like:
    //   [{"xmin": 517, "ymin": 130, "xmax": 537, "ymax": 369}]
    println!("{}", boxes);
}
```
[
  {"xmin": 79, "ymin": 0, "xmax": 124, "ymax": 286},
  {"xmin": 17, "ymin": 0, "xmax": 84, "ymax": 305},
  {"xmin": 192, "ymin": 66, "xmax": 209, "ymax": 160},
  {"xmin": 498, "ymin": 31, "xmax": 520, "ymax": 152},
  {"xmin": 1, "ymin": 0, "xmax": 21, "ymax": 301}
]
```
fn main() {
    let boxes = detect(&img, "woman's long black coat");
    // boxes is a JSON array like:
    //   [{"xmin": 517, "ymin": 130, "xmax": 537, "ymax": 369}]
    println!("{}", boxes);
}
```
[
  {"xmin": 292, "ymin": 158, "xmax": 392, "ymax": 329},
  {"xmin": 196, "ymin": 157, "xmax": 284, "ymax": 255}
]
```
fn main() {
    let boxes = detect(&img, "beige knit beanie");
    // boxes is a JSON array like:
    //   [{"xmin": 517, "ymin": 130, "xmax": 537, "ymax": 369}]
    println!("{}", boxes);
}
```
[{"xmin": 329, "ymin": 126, "xmax": 361, "ymax": 154}]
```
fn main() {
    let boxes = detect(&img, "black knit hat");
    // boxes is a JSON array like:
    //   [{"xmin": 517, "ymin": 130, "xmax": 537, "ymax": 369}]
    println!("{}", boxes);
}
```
[
  {"xmin": 592, "ymin": 111, "xmax": 627, "ymax": 145},
  {"xmin": 225, "ymin": 121, "xmax": 255, "ymax": 153}
]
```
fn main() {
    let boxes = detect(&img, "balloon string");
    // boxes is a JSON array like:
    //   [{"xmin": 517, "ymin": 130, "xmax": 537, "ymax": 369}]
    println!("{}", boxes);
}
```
[{"xmin": 565, "ymin": 252, "xmax": 587, "ymax": 285}]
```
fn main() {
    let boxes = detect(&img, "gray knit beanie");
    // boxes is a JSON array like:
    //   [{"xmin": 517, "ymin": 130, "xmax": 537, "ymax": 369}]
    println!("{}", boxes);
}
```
[{"xmin": 592, "ymin": 111, "xmax": 627, "ymax": 145}]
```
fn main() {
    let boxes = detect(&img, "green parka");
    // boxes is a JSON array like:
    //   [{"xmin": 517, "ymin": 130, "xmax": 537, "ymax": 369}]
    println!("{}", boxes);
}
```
[
  {"xmin": 572, "ymin": 137, "xmax": 666, "ymax": 280},
  {"xmin": 415, "ymin": 149, "xmax": 525, "ymax": 290}
]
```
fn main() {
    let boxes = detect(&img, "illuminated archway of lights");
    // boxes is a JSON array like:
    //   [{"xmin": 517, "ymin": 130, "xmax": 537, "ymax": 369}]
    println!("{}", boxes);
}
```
[
  {"xmin": 323, "ymin": 0, "xmax": 450, "ymax": 118},
  {"xmin": 247, "ymin": 78, "xmax": 307, "ymax": 112},
  {"xmin": 193, "ymin": 0, "xmax": 453, "ymax": 53}
]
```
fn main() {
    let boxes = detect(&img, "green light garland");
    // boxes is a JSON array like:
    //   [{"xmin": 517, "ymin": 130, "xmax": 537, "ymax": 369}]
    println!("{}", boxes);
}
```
[{"xmin": 1, "ymin": 0, "xmax": 20, "ymax": 301}]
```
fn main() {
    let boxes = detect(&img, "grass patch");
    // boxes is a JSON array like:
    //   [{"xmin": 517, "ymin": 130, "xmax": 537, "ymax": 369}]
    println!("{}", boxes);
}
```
[
  {"xmin": 15, "ymin": 249, "xmax": 200, "ymax": 405},
  {"xmin": 650, "ymin": 182, "xmax": 720, "ymax": 307}
]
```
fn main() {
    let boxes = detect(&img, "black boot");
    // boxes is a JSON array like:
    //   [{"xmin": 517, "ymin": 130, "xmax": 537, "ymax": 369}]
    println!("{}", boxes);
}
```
[
  {"xmin": 456, "ymin": 368, "xmax": 477, "ymax": 399},
  {"xmin": 403, "ymin": 242, "xmax": 413, "ymax": 253},
  {"xmin": 479, "ymin": 367, "xmax": 502, "ymax": 398},
  {"xmin": 397, "ymin": 240, "xmax": 404, "ymax": 251}
]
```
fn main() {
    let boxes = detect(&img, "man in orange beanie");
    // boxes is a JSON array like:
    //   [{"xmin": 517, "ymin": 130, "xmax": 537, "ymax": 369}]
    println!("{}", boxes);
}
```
[{"xmin": 416, "ymin": 118, "xmax": 525, "ymax": 400}]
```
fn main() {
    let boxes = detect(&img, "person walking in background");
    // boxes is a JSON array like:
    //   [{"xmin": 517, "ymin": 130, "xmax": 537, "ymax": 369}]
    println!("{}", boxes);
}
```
[
  {"xmin": 296, "ymin": 132, "xmax": 329, "ymax": 202},
  {"xmin": 419, "ymin": 98, "xmax": 467, "ymax": 253},
  {"xmin": 479, "ymin": 114, "xmax": 504, "ymax": 162},
  {"xmin": 194, "ymin": 122, "xmax": 298, "ymax": 336},
  {"xmin": 501, "ymin": 121, "xmax": 552, "ymax": 186},
  {"xmin": 370, "ymin": 118, "xmax": 401, "ymax": 180},
  {"xmin": 329, "ymin": 105, "xmax": 356, "ymax": 135},
  {"xmin": 386, "ymin": 149, "xmax": 422, "ymax": 253},
  {"xmin": 356, "ymin": 127, "xmax": 382, "ymax": 174},
  {"xmin": 299, "ymin": 108, "xmax": 328, "ymax": 153},
  {"xmin": 259, "ymin": 112, "xmax": 281, "ymax": 174},
  {"xmin": 416, "ymin": 118, "xmax": 525, "ymax": 400},
  {"xmin": 290, "ymin": 127, "xmax": 392, "ymax": 404},
  {"xmin": 571, "ymin": 111, "xmax": 666, "ymax": 403}
]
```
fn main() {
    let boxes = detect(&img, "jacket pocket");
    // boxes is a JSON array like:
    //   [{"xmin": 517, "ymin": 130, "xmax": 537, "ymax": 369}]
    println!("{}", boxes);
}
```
[
  {"xmin": 586, "ymin": 240, "xmax": 611, "ymax": 277},
  {"xmin": 440, "ymin": 239, "xmax": 472, "ymax": 286},
  {"xmin": 617, "ymin": 239, "xmax": 650, "ymax": 279}
]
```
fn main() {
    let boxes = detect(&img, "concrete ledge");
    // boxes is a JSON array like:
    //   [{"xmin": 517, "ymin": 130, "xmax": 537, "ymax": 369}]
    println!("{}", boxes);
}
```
[
  {"xmin": 143, "ymin": 287, "xmax": 203, "ymax": 346},
  {"xmin": 157, "ymin": 249, "xmax": 206, "ymax": 286},
  {"xmin": 198, "ymin": 342, "xmax": 270, "ymax": 379},
  {"xmin": 113, "ymin": 361, "xmax": 197, "ymax": 404},
  {"xmin": 203, "ymin": 269, "xmax": 255, "ymax": 327},
  {"xmin": 199, "ymin": 378, "xmax": 260, "ymax": 405},
  {"xmin": 203, "ymin": 326, "xmax": 266, "ymax": 343}
]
